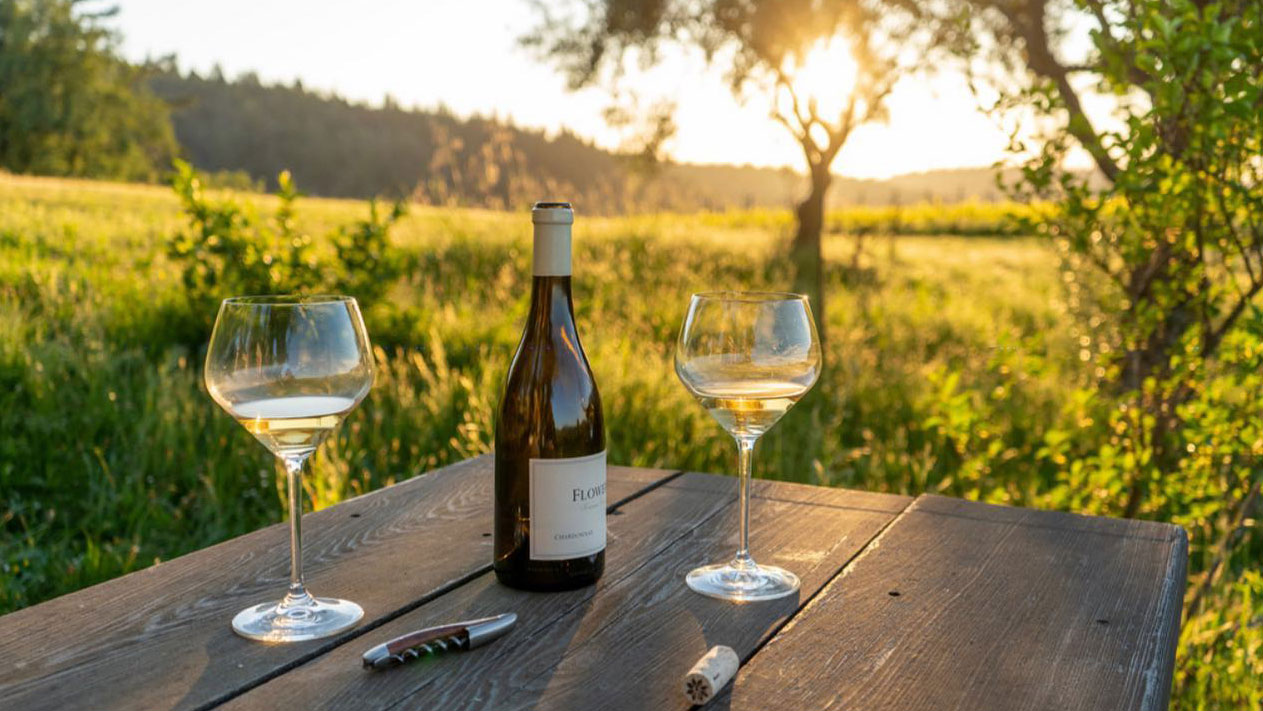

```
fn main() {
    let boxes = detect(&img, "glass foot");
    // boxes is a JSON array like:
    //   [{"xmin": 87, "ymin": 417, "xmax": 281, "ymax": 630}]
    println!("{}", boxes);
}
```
[
  {"xmin": 231, "ymin": 594, "xmax": 364, "ymax": 642},
  {"xmin": 686, "ymin": 560, "xmax": 800, "ymax": 602}
]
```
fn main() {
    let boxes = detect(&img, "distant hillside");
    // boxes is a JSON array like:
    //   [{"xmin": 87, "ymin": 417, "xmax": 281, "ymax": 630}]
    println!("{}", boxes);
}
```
[
  {"xmin": 149, "ymin": 71, "xmax": 1014, "ymax": 212},
  {"xmin": 831, "ymin": 168, "xmax": 1012, "ymax": 205}
]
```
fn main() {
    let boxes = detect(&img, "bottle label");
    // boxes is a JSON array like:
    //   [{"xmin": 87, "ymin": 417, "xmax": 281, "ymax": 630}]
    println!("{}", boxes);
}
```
[{"xmin": 529, "ymin": 450, "xmax": 606, "ymax": 560}]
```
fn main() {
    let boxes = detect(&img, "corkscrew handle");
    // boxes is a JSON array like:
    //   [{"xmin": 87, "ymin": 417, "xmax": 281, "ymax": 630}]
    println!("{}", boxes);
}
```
[{"xmin": 361, "ymin": 613, "xmax": 517, "ymax": 670}]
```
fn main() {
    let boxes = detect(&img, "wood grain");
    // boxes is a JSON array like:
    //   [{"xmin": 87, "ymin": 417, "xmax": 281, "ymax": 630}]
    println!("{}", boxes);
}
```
[
  {"xmin": 0, "ymin": 456, "xmax": 678, "ymax": 711},
  {"xmin": 0, "ymin": 463, "xmax": 1188, "ymax": 711},
  {"xmin": 724, "ymin": 494, "xmax": 1189, "ymax": 711},
  {"xmin": 220, "ymin": 473, "xmax": 911, "ymax": 711}
]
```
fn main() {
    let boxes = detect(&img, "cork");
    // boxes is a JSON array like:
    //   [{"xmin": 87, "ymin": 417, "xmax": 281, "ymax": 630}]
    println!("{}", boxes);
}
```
[{"xmin": 682, "ymin": 645, "xmax": 739, "ymax": 705}]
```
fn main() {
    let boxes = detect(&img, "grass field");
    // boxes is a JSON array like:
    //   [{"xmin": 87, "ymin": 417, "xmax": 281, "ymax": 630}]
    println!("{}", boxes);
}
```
[
  {"xmin": 0, "ymin": 173, "xmax": 1075, "ymax": 613},
  {"xmin": 9, "ymin": 173, "xmax": 1259, "ymax": 707}
]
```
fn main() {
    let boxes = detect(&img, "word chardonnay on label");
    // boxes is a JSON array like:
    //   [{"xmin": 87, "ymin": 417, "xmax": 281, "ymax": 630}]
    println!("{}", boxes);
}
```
[{"xmin": 494, "ymin": 201, "xmax": 606, "ymax": 590}]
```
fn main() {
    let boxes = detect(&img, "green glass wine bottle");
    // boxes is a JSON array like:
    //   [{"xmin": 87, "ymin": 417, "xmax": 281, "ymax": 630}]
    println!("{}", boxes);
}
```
[{"xmin": 493, "ymin": 201, "xmax": 606, "ymax": 591}]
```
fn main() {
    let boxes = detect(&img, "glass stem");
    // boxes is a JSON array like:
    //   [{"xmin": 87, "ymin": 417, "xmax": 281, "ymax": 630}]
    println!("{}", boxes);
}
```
[
  {"xmin": 281, "ymin": 454, "xmax": 313, "ymax": 607},
  {"xmin": 733, "ymin": 435, "xmax": 757, "ymax": 569}
]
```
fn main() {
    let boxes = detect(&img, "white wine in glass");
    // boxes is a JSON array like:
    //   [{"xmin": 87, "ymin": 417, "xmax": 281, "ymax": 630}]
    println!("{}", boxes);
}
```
[
  {"xmin": 233, "ymin": 396, "xmax": 358, "ymax": 456},
  {"xmin": 694, "ymin": 381, "xmax": 806, "ymax": 438},
  {"xmin": 676, "ymin": 292, "xmax": 821, "ymax": 602},
  {"xmin": 205, "ymin": 295, "xmax": 374, "ymax": 642}
]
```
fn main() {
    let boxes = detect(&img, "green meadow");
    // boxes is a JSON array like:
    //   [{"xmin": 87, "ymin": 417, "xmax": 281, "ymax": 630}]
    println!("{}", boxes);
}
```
[
  {"xmin": 0, "ymin": 173, "xmax": 1069, "ymax": 610},
  {"xmin": 9, "ymin": 173, "xmax": 1256, "ymax": 706}
]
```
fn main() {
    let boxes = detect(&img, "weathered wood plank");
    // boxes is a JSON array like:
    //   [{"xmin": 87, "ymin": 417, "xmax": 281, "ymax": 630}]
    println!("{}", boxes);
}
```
[
  {"xmin": 217, "ymin": 472, "xmax": 739, "ymax": 710},
  {"xmin": 0, "ymin": 456, "xmax": 679, "ymax": 711},
  {"xmin": 724, "ymin": 494, "xmax": 1189, "ymax": 711},
  {"xmin": 219, "ymin": 473, "xmax": 911, "ymax": 710}
]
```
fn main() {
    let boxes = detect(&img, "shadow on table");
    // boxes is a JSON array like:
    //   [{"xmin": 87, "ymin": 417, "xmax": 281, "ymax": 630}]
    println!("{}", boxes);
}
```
[
  {"xmin": 174, "ymin": 479, "xmax": 790, "ymax": 710},
  {"xmin": 502, "ymin": 489, "xmax": 803, "ymax": 709},
  {"xmin": 690, "ymin": 590, "xmax": 799, "ymax": 711}
]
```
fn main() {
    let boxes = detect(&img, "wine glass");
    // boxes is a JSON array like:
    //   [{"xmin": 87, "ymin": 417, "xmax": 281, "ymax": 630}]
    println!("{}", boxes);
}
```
[
  {"xmin": 205, "ymin": 295, "xmax": 374, "ymax": 642},
  {"xmin": 675, "ymin": 292, "xmax": 822, "ymax": 602}
]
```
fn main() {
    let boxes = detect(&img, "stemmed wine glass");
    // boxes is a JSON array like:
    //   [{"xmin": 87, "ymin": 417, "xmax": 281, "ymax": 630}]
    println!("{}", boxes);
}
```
[
  {"xmin": 205, "ymin": 295, "xmax": 374, "ymax": 642},
  {"xmin": 675, "ymin": 292, "xmax": 822, "ymax": 602}
]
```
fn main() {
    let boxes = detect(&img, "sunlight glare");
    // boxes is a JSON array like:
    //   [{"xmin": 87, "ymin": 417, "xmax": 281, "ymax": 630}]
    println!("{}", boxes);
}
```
[{"xmin": 784, "ymin": 38, "xmax": 860, "ymax": 121}]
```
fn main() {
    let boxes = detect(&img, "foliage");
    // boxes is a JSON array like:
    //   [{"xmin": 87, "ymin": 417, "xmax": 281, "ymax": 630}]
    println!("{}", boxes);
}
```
[
  {"xmin": 684, "ymin": 200, "xmax": 1043, "ymax": 241},
  {"xmin": 825, "ymin": 200, "xmax": 1044, "ymax": 236},
  {"xmin": 1008, "ymin": 0, "xmax": 1263, "ymax": 387},
  {"xmin": 166, "ymin": 161, "xmax": 406, "ymax": 336},
  {"xmin": 904, "ymin": 0, "xmax": 1263, "ymax": 706},
  {"xmin": 331, "ymin": 199, "xmax": 408, "ymax": 306},
  {"xmin": 1176, "ymin": 571, "xmax": 1263, "ymax": 711},
  {"xmin": 0, "ymin": 0, "xmax": 175, "ymax": 180},
  {"xmin": 1018, "ymin": 9, "xmax": 1263, "ymax": 683}
]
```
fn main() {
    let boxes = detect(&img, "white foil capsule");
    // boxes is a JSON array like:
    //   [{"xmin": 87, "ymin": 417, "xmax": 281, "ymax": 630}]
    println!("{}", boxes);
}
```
[{"xmin": 682, "ymin": 645, "xmax": 739, "ymax": 705}]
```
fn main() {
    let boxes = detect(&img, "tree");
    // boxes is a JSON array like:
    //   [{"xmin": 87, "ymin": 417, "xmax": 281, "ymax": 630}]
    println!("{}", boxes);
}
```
[
  {"xmin": 904, "ymin": 2, "xmax": 1261, "ymax": 706},
  {"xmin": 0, "ymin": 0, "xmax": 175, "ymax": 180},
  {"xmin": 524, "ymin": 0, "xmax": 909, "ymax": 335},
  {"xmin": 907, "ymin": 0, "xmax": 1262, "ymax": 502}
]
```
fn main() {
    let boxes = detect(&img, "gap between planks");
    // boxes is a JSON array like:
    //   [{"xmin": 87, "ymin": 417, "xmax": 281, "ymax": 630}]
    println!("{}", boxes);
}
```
[
  {"xmin": 714, "ymin": 493, "xmax": 1189, "ymax": 711},
  {"xmin": 367, "ymin": 478, "xmax": 914, "ymax": 711},
  {"xmin": 732, "ymin": 491, "xmax": 918, "ymax": 671},
  {"xmin": 379, "ymin": 476, "xmax": 748, "ymax": 711},
  {"xmin": 191, "ymin": 467, "xmax": 688, "ymax": 711}
]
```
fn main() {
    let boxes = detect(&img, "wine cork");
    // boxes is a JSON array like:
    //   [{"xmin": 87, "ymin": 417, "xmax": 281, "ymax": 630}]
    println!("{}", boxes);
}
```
[{"xmin": 682, "ymin": 645, "xmax": 739, "ymax": 706}]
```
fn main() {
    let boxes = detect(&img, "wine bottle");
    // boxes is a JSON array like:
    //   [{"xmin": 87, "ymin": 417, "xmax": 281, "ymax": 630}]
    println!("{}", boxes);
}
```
[{"xmin": 494, "ymin": 201, "xmax": 606, "ymax": 590}]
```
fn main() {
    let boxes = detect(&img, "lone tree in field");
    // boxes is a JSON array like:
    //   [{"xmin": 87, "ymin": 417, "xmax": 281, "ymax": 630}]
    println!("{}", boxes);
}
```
[{"xmin": 524, "ymin": 0, "xmax": 906, "ymax": 334}]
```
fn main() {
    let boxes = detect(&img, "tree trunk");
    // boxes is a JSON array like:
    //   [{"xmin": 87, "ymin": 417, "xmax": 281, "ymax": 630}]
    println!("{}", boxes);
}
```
[
  {"xmin": 1117, "ymin": 296, "xmax": 1205, "ymax": 518},
  {"xmin": 793, "ymin": 166, "xmax": 830, "ymax": 342}
]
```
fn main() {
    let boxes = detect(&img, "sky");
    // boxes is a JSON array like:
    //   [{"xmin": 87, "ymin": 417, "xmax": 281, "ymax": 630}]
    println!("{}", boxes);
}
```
[{"xmin": 111, "ymin": 0, "xmax": 1023, "ymax": 180}]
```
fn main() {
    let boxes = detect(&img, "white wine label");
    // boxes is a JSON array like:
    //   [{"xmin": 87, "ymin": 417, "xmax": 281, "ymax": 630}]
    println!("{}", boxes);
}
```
[{"xmin": 529, "ymin": 450, "xmax": 606, "ymax": 560}]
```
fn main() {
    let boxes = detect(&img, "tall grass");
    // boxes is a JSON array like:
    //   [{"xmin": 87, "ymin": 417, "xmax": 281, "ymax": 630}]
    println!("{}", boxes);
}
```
[
  {"xmin": 0, "ymin": 174, "xmax": 1072, "ymax": 612},
  {"xmin": 687, "ymin": 199, "xmax": 1045, "ymax": 236},
  {"xmin": 13, "ymin": 174, "xmax": 1257, "ymax": 708}
]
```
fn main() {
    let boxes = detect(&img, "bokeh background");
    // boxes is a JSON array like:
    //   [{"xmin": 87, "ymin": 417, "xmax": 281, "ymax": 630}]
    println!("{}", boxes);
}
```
[{"xmin": 1, "ymin": 1, "xmax": 1258, "ymax": 706}]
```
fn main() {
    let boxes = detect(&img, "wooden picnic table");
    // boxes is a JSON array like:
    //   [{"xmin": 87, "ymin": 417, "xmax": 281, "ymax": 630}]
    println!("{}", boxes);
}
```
[{"xmin": 0, "ymin": 456, "xmax": 1187, "ymax": 710}]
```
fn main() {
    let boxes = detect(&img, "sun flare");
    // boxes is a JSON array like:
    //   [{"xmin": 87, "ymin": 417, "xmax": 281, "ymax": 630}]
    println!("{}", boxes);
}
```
[{"xmin": 784, "ymin": 38, "xmax": 860, "ymax": 119}]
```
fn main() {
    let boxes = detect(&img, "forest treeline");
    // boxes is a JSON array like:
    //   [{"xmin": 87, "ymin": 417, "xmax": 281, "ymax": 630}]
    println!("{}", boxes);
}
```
[
  {"xmin": 0, "ymin": 0, "xmax": 1008, "ymax": 213},
  {"xmin": 149, "ymin": 65, "xmax": 758, "ymax": 212},
  {"xmin": 149, "ymin": 67, "xmax": 1012, "ymax": 212}
]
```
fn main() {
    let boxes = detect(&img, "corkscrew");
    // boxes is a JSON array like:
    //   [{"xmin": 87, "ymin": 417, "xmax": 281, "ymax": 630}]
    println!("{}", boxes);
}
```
[{"xmin": 361, "ymin": 613, "xmax": 517, "ymax": 670}]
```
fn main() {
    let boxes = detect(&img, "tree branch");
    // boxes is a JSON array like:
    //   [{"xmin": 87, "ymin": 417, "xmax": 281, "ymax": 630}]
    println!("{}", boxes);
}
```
[
  {"xmin": 1185, "ymin": 474, "xmax": 1261, "ymax": 616},
  {"xmin": 1204, "ymin": 279, "xmax": 1263, "ymax": 359},
  {"xmin": 1216, "ymin": 181, "xmax": 1260, "ymax": 288},
  {"xmin": 993, "ymin": 0, "xmax": 1121, "ymax": 183},
  {"xmin": 1081, "ymin": 0, "xmax": 1154, "ymax": 86},
  {"xmin": 775, "ymin": 70, "xmax": 813, "ymax": 135},
  {"xmin": 1082, "ymin": 0, "xmax": 1116, "ymax": 45},
  {"xmin": 824, "ymin": 93, "xmax": 859, "ymax": 164},
  {"xmin": 773, "ymin": 72, "xmax": 821, "ymax": 165},
  {"xmin": 821, "ymin": 73, "xmax": 896, "ymax": 169}
]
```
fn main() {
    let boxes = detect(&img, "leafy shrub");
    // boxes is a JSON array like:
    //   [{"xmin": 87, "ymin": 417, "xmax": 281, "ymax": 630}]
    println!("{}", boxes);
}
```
[
  {"xmin": 166, "ymin": 160, "xmax": 406, "ymax": 335},
  {"xmin": 331, "ymin": 200, "xmax": 408, "ymax": 306},
  {"xmin": 1176, "ymin": 571, "xmax": 1263, "ymax": 710}
]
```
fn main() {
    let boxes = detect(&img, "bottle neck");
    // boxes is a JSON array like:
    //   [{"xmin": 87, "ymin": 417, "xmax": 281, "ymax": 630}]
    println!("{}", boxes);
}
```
[{"xmin": 528, "ymin": 276, "xmax": 575, "ymax": 329}]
